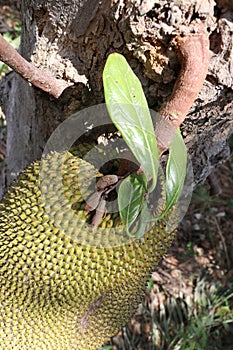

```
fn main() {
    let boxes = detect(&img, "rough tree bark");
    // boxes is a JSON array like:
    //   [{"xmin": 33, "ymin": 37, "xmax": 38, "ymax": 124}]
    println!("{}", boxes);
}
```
[{"xmin": 0, "ymin": 0, "xmax": 232, "ymax": 198}]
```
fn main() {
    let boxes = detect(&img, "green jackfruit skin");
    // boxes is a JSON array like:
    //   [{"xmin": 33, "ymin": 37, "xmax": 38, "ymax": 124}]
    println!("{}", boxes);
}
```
[{"xmin": 0, "ymin": 151, "xmax": 176, "ymax": 350}]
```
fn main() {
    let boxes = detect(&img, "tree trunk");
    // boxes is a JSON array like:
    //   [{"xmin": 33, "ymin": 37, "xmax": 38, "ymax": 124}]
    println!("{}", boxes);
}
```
[{"xmin": 0, "ymin": 0, "xmax": 232, "ymax": 198}]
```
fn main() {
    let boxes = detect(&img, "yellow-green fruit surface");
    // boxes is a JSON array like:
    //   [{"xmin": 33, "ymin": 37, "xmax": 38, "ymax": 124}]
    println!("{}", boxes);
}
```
[{"xmin": 0, "ymin": 151, "xmax": 176, "ymax": 350}]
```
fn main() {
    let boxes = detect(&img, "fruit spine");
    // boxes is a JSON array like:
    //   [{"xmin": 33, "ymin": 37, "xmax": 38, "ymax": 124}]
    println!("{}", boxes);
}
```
[{"xmin": 0, "ymin": 150, "xmax": 176, "ymax": 350}]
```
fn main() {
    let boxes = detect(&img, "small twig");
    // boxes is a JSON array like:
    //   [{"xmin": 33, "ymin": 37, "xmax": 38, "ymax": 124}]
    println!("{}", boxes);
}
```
[
  {"xmin": 0, "ymin": 34, "xmax": 70, "ymax": 98},
  {"xmin": 155, "ymin": 22, "xmax": 210, "ymax": 154}
]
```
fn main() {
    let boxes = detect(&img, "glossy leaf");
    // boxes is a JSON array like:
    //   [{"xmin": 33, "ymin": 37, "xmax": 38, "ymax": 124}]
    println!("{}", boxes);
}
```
[
  {"xmin": 131, "ymin": 200, "xmax": 152, "ymax": 238},
  {"xmin": 165, "ymin": 129, "xmax": 187, "ymax": 212},
  {"xmin": 103, "ymin": 53, "xmax": 159, "ymax": 192},
  {"xmin": 118, "ymin": 173, "xmax": 147, "ymax": 233}
]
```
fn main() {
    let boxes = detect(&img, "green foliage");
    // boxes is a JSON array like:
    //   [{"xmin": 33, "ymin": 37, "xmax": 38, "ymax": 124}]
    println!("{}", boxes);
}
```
[
  {"xmin": 103, "ymin": 53, "xmax": 187, "ymax": 235},
  {"xmin": 165, "ymin": 129, "xmax": 187, "ymax": 213},
  {"xmin": 2, "ymin": 31, "xmax": 21, "ymax": 49},
  {"xmin": 146, "ymin": 277, "xmax": 154, "ymax": 292},
  {"xmin": 106, "ymin": 278, "xmax": 233, "ymax": 350},
  {"xmin": 170, "ymin": 280, "xmax": 233, "ymax": 350},
  {"xmin": 118, "ymin": 173, "xmax": 147, "ymax": 235},
  {"xmin": 103, "ymin": 53, "xmax": 159, "ymax": 192}
]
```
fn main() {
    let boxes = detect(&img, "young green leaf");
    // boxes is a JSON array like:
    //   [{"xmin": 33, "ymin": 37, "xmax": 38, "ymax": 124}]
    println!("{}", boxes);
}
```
[
  {"xmin": 103, "ymin": 53, "xmax": 159, "ymax": 192},
  {"xmin": 118, "ymin": 173, "xmax": 147, "ymax": 234},
  {"xmin": 131, "ymin": 200, "xmax": 152, "ymax": 238},
  {"xmin": 165, "ymin": 129, "xmax": 187, "ymax": 212}
]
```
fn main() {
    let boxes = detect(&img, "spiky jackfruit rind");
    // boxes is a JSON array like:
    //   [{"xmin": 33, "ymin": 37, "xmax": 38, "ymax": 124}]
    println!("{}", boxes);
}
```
[
  {"xmin": 0, "ymin": 151, "xmax": 177, "ymax": 350},
  {"xmin": 39, "ymin": 151, "xmax": 167, "ymax": 247}
]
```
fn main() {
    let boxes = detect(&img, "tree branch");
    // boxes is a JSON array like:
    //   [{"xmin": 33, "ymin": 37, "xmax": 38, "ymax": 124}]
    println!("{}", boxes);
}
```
[
  {"xmin": 155, "ymin": 22, "xmax": 210, "ymax": 154},
  {"xmin": 117, "ymin": 23, "xmax": 210, "ymax": 175},
  {"xmin": 0, "ymin": 34, "xmax": 70, "ymax": 98}
]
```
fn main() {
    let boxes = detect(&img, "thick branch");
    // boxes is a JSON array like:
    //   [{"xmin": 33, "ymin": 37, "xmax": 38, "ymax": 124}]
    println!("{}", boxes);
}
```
[
  {"xmin": 0, "ymin": 34, "xmax": 70, "ymax": 98},
  {"xmin": 155, "ymin": 23, "xmax": 210, "ymax": 153}
]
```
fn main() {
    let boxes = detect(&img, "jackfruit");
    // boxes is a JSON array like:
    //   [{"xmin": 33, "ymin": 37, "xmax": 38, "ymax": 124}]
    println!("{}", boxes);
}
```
[{"xmin": 0, "ymin": 149, "xmax": 177, "ymax": 350}]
